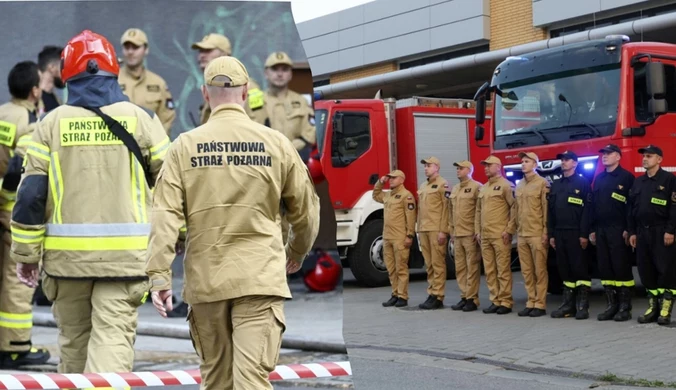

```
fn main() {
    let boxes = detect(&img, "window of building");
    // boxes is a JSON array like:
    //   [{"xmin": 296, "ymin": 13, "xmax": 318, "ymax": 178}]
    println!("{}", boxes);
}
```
[
  {"xmin": 399, "ymin": 45, "xmax": 490, "ymax": 70},
  {"xmin": 331, "ymin": 111, "xmax": 371, "ymax": 167},
  {"xmin": 550, "ymin": 3, "xmax": 676, "ymax": 38}
]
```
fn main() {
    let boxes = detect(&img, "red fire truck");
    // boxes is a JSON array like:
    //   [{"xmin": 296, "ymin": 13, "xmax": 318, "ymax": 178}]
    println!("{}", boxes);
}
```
[
  {"xmin": 472, "ymin": 34, "xmax": 676, "ymax": 292},
  {"xmin": 312, "ymin": 96, "xmax": 492, "ymax": 286}
]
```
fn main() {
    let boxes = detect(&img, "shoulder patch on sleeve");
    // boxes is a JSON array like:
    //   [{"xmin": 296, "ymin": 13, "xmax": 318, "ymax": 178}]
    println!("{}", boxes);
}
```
[{"xmin": 408, "ymin": 203, "xmax": 415, "ymax": 210}]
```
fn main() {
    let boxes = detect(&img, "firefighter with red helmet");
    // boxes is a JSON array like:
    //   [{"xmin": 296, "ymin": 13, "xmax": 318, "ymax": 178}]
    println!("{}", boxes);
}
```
[{"xmin": 12, "ymin": 30, "xmax": 169, "ymax": 373}]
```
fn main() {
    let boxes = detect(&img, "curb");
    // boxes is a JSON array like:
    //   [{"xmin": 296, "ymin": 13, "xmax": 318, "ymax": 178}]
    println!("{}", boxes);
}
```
[{"xmin": 32, "ymin": 313, "xmax": 347, "ymax": 355}]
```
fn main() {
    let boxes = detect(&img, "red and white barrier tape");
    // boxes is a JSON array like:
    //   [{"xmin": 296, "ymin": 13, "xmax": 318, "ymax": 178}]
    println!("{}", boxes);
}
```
[{"xmin": 0, "ymin": 361, "xmax": 352, "ymax": 389}]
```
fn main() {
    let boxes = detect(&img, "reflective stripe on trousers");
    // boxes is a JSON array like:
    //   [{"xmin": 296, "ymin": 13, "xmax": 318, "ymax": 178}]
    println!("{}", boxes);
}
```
[
  {"xmin": 44, "ymin": 223, "xmax": 150, "ymax": 251},
  {"xmin": 0, "ymin": 311, "xmax": 32, "ymax": 329}
]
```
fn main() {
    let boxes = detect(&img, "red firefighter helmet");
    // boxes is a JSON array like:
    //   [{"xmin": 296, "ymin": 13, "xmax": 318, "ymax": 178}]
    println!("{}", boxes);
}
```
[
  {"xmin": 307, "ymin": 147, "xmax": 325, "ymax": 184},
  {"xmin": 61, "ymin": 30, "xmax": 120, "ymax": 83},
  {"xmin": 303, "ymin": 250, "xmax": 342, "ymax": 293}
]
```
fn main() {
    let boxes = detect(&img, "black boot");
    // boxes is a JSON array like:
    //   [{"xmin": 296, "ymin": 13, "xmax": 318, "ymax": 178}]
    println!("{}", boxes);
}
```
[
  {"xmin": 597, "ymin": 286, "xmax": 618, "ymax": 321},
  {"xmin": 658, "ymin": 291, "xmax": 674, "ymax": 326},
  {"xmin": 382, "ymin": 295, "xmax": 398, "ymax": 307},
  {"xmin": 0, "ymin": 347, "xmax": 51, "ymax": 369},
  {"xmin": 420, "ymin": 295, "xmax": 443, "ymax": 310},
  {"xmin": 638, "ymin": 293, "xmax": 661, "ymax": 324},
  {"xmin": 613, "ymin": 287, "xmax": 632, "ymax": 322},
  {"xmin": 462, "ymin": 299, "xmax": 478, "ymax": 312},
  {"xmin": 551, "ymin": 286, "xmax": 576, "ymax": 318},
  {"xmin": 418, "ymin": 295, "xmax": 435, "ymax": 309},
  {"xmin": 395, "ymin": 298, "xmax": 408, "ymax": 307},
  {"xmin": 451, "ymin": 298, "xmax": 467, "ymax": 311},
  {"xmin": 575, "ymin": 285, "xmax": 590, "ymax": 320}
]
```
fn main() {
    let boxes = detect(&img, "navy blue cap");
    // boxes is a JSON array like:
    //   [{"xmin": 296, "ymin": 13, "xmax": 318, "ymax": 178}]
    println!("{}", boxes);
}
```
[
  {"xmin": 556, "ymin": 150, "xmax": 578, "ymax": 161},
  {"xmin": 599, "ymin": 144, "xmax": 622, "ymax": 156},
  {"xmin": 638, "ymin": 144, "xmax": 663, "ymax": 157}
]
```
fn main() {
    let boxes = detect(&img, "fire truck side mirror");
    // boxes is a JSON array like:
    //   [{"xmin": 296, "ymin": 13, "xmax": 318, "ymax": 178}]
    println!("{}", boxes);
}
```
[
  {"xmin": 646, "ymin": 62, "xmax": 667, "ymax": 116},
  {"xmin": 476, "ymin": 97, "xmax": 486, "ymax": 125},
  {"xmin": 475, "ymin": 125, "xmax": 485, "ymax": 141}
]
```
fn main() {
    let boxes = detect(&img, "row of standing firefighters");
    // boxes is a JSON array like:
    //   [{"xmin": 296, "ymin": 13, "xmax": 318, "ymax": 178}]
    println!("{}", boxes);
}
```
[{"xmin": 374, "ymin": 144, "xmax": 676, "ymax": 326}]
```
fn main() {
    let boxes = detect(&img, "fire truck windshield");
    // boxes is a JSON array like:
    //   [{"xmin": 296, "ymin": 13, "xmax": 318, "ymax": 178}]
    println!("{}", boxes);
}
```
[
  {"xmin": 493, "ymin": 65, "xmax": 620, "ymax": 149},
  {"xmin": 315, "ymin": 109, "xmax": 328, "ymax": 156}
]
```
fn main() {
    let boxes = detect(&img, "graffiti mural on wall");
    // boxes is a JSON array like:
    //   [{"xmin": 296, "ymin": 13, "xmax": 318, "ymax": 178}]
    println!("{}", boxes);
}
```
[{"xmin": 137, "ymin": 2, "xmax": 306, "ymax": 137}]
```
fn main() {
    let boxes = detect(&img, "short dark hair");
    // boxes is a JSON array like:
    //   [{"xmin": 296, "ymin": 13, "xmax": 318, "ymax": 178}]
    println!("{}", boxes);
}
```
[
  {"xmin": 38, "ymin": 45, "xmax": 63, "ymax": 71},
  {"xmin": 8, "ymin": 61, "xmax": 40, "ymax": 100}
]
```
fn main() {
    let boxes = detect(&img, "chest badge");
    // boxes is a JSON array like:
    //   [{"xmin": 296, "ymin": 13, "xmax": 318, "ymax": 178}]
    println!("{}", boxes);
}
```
[
  {"xmin": 464, "ymin": 188, "xmax": 472, "ymax": 193},
  {"xmin": 395, "ymin": 195, "xmax": 401, "ymax": 199},
  {"xmin": 493, "ymin": 186, "xmax": 501, "ymax": 191},
  {"xmin": 431, "ymin": 185, "xmax": 438, "ymax": 189},
  {"xmin": 575, "ymin": 189, "xmax": 580, "ymax": 194},
  {"xmin": 618, "ymin": 185, "xmax": 623, "ymax": 190},
  {"xmin": 659, "ymin": 185, "xmax": 665, "ymax": 191}
]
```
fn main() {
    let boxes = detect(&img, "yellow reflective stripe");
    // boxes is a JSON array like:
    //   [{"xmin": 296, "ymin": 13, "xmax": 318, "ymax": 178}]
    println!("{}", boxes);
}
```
[
  {"xmin": 49, "ymin": 152, "xmax": 64, "ymax": 224},
  {"xmin": 1, "ymin": 201, "xmax": 15, "ymax": 212},
  {"xmin": 11, "ymin": 227, "xmax": 46, "ymax": 244},
  {"xmin": 616, "ymin": 280, "xmax": 636, "ymax": 287},
  {"xmin": 651, "ymin": 197, "xmax": 667, "ymax": 206},
  {"xmin": 44, "ymin": 236, "xmax": 149, "ymax": 251},
  {"xmin": 563, "ymin": 281, "xmax": 576, "ymax": 288},
  {"xmin": 131, "ymin": 157, "xmax": 147, "ymax": 224},
  {"xmin": 248, "ymin": 88, "xmax": 264, "ymax": 110},
  {"xmin": 27, "ymin": 142, "xmax": 50, "ymax": 162},
  {"xmin": 611, "ymin": 192, "xmax": 626, "ymax": 203},
  {"xmin": 16, "ymin": 134, "xmax": 32, "ymax": 148},
  {"xmin": 179, "ymin": 226, "xmax": 187, "ymax": 233},
  {"xmin": 150, "ymin": 138, "xmax": 170, "ymax": 161},
  {"xmin": 567, "ymin": 197, "xmax": 583, "ymax": 205},
  {"xmin": 0, "ymin": 311, "xmax": 32, "ymax": 329},
  {"xmin": 0, "ymin": 120, "xmax": 17, "ymax": 147},
  {"xmin": 576, "ymin": 281, "xmax": 592, "ymax": 287},
  {"xmin": 601, "ymin": 280, "xmax": 616, "ymax": 286},
  {"xmin": 0, "ymin": 189, "xmax": 16, "ymax": 201}
]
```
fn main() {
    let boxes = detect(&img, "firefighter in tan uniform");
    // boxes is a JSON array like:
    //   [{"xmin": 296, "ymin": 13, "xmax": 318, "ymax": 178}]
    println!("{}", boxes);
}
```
[
  {"xmin": 417, "ymin": 157, "xmax": 450, "ymax": 310},
  {"xmin": 448, "ymin": 160, "xmax": 482, "ymax": 312},
  {"xmin": 514, "ymin": 151, "xmax": 550, "ymax": 317},
  {"xmin": 476, "ymin": 155, "xmax": 516, "ymax": 315},
  {"xmin": 0, "ymin": 61, "xmax": 51, "ymax": 369},
  {"xmin": 190, "ymin": 33, "xmax": 265, "ymax": 128},
  {"xmin": 12, "ymin": 30, "xmax": 169, "ymax": 374},
  {"xmin": 118, "ymin": 28, "xmax": 176, "ymax": 134},
  {"xmin": 373, "ymin": 170, "xmax": 416, "ymax": 308},
  {"xmin": 146, "ymin": 56, "xmax": 320, "ymax": 390}
]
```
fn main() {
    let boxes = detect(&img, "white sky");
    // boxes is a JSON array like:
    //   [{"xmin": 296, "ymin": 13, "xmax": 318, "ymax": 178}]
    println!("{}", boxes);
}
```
[{"xmin": 243, "ymin": 0, "xmax": 377, "ymax": 23}]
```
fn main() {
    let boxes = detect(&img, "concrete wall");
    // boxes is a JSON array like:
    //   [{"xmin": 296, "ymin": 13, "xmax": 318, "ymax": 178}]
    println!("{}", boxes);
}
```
[{"xmin": 297, "ymin": 0, "xmax": 491, "ymax": 78}]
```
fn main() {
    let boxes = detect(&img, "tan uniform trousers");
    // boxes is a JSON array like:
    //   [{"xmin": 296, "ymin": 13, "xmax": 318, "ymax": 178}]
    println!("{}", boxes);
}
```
[
  {"xmin": 419, "ymin": 231, "xmax": 447, "ymax": 301},
  {"xmin": 517, "ymin": 236, "xmax": 549, "ymax": 310},
  {"xmin": 41, "ymin": 276, "xmax": 148, "ymax": 374},
  {"xmin": 188, "ymin": 295, "xmax": 286, "ymax": 390},
  {"xmin": 480, "ymin": 238, "xmax": 513, "ymax": 308},
  {"xmin": 0, "ymin": 231, "xmax": 36, "ymax": 352},
  {"xmin": 454, "ymin": 236, "xmax": 481, "ymax": 306},
  {"xmin": 382, "ymin": 239, "xmax": 410, "ymax": 300}
]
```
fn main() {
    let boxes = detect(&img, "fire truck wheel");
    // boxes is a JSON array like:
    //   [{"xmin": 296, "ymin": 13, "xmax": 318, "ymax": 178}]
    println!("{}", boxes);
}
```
[
  {"xmin": 347, "ymin": 219, "xmax": 390, "ymax": 287},
  {"xmin": 445, "ymin": 240, "xmax": 456, "ymax": 280}
]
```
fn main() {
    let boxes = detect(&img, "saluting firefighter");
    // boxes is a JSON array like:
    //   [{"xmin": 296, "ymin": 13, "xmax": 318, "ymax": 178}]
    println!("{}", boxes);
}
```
[
  {"xmin": 146, "ymin": 55, "xmax": 320, "ymax": 390},
  {"xmin": 373, "ymin": 170, "xmax": 416, "ymax": 308},
  {"xmin": 0, "ymin": 61, "xmax": 51, "ymax": 369},
  {"xmin": 590, "ymin": 144, "xmax": 635, "ymax": 322},
  {"xmin": 448, "ymin": 160, "xmax": 482, "ymax": 312},
  {"xmin": 476, "ymin": 155, "xmax": 516, "ymax": 315},
  {"xmin": 548, "ymin": 151, "xmax": 593, "ymax": 320},
  {"xmin": 514, "ymin": 152, "xmax": 550, "ymax": 318},
  {"xmin": 417, "ymin": 157, "xmax": 450, "ymax": 310},
  {"xmin": 118, "ymin": 28, "xmax": 176, "ymax": 135},
  {"xmin": 628, "ymin": 145, "xmax": 676, "ymax": 325},
  {"xmin": 13, "ymin": 30, "xmax": 170, "ymax": 374}
]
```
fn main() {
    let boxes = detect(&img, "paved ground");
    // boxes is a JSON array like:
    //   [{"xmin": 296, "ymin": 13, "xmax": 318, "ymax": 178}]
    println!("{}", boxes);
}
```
[{"xmin": 343, "ymin": 268, "xmax": 676, "ymax": 387}]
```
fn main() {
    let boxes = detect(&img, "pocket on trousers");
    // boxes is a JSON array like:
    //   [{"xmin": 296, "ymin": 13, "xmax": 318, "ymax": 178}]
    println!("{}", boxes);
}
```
[
  {"xmin": 126, "ymin": 280, "xmax": 151, "ymax": 308},
  {"xmin": 187, "ymin": 308, "xmax": 205, "ymax": 362},
  {"xmin": 42, "ymin": 275, "xmax": 58, "ymax": 302},
  {"xmin": 260, "ymin": 303, "xmax": 286, "ymax": 372}
]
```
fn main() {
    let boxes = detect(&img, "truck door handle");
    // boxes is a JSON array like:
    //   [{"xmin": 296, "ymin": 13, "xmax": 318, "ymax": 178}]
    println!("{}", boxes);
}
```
[{"xmin": 369, "ymin": 174, "xmax": 378, "ymax": 185}]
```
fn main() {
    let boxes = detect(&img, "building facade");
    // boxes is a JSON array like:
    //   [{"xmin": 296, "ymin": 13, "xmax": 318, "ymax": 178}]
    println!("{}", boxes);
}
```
[{"xmin": 297, "ymin": 0, "xmax": 676, "ymax": 98}]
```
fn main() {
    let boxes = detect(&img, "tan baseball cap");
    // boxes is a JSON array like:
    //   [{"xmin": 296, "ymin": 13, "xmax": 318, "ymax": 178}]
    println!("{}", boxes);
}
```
[
  {"xmin": 192, "ymin": 33, "xmax": 232, "ymax": 55},
  {"xmin": 420, "ymin": 156, "xmax": 440, "ymax": 166},
  {"xmin": 204, "ymin": 56, "xmax": 249, "ymax": 87},
  {"xmin": 386, "ymin": 170, "xmax": 405, "ymax": 179},
  {"xmin": 453, "ymin": 160, "xmax": 473, "ymax": 169},
  {"xmin": 121, "ymin": 28, "xmax": 148, "ymax": 46},
  {"xmin": 480, "ymin": 155, "xmax": 502, "ymax": 166},
  {"xmin": 518, "ymin": 151, "xmax": 539, "ymax": 163},
  {"xmin": 265, "ymin": 51, "xmax": 293, "ymax": 68}
]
